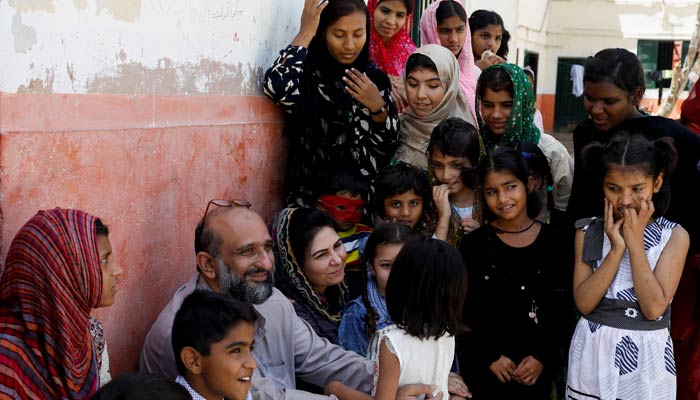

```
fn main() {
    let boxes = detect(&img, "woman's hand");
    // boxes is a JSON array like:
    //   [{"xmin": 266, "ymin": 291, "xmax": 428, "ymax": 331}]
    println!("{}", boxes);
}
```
[
  {"xmin": 291, "ymin": 0, "xmax": 328, "ymax": 47},
  {"xmin": 512, "ymin": 356, "xmax": 544, "ymax": 386},
  {"xmin": 489, "ymin": 355, "xmax": 516, "ymax": 383},
  {"xmin": 389, "ymin": 75, "xmax": 408, "ymax": 114},
  {"xmin": 604, "ymin": 199, "xmax": 625, "ymax": 253},
  {"xmin": 343, "ymin": 68, "xmax": 386, "ymax": 113},
  {"xmin": 461, "ymin": 217, "xmax": 480, "ymax": 234}
]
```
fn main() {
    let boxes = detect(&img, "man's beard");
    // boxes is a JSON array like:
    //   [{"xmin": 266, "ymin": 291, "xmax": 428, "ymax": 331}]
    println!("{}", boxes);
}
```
[{"xmin": 216, "ymin": 256, "xmax": 273, "ymax": 305}]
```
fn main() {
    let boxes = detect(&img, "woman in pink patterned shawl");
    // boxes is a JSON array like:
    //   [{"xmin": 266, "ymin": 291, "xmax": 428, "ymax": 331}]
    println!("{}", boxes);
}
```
[{"xmin": 420, "ymin": 0, "xmax": 478, "ymax": 122}]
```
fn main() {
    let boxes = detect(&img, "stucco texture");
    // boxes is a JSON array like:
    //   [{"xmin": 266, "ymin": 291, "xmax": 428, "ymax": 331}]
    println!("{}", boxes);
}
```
[{"xmin": 0, "ymin": 93, "xmax": 286, "ymax": 374}]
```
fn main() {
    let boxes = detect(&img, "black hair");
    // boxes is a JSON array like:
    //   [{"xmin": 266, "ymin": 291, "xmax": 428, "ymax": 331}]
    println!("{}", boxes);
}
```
[
  {"xmin": 95, "ymin": 219, "xmax": 109, "ymax": 236},
  {"xmin": 288, "ymin": 208, "xmax": 337, "ymax": 268},
  {"xmin": 477, "ymin": 66, "xmax": 513, "ymax": 99},
  {"xmin": 385, "ymin": 236, "xmax": 467, "ymax": 339},
  {"xmin": 89, "ymin": 373, "xmax": 192, "ymax": 400},
  {"xmin": 584, "ymin": 48, "xmax": 646, "ymax": 99},
  {"xmin": 360, "ymin": 222, "xmax": 414, "ymax": 336},
  {"xmin": 468, "ymin": 10, "xmax": 509, "ymax": 59},
  {"xmin": 314, "ymin": 166, "xmax": 369, "ymax": 199},
  {"xmin": 310, "ymin": 0, "xmax": 370, "ymax": 65},
  {"xmin": 514, "ymin": 141, "xmax": 553, "ymax": 215},
  {"xmin": 499, "ymin": 29, "xmax": 510, "ymax": 59},
  {"xmin": 377, "ymin": 0, "xmax": 413, "ymax": 15},
  {"xmin": 478, "ymin": 147, "xmax": 542, "ymax": 221},
  {"xmin": 172, "ymin": 290, "xmax": 257, "ymax": 376},
  {"xmin": 435, "ymin": 0, "xmax": 466, "ymax": 25},
  {"xmin": 427, "ymin": 117, "xmax": 481, "ymax": 172},
  {"xmin": 374, "ymin": 162, "xmax": 430, "ymax": 218},
  {"xmin": 405, "ymin": 53, "xmax": 438, "ymax": 76},
  {"xmin": 581, "ymin": 132, "xmax": 677, "ymax": 217}
]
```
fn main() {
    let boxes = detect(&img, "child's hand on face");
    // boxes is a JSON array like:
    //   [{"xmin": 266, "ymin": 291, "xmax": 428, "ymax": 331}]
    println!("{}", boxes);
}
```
[
  {"xmin": 460, "ymin": 217, "xmax": 480, "ymax": 234},
  {"xmin": 512, "ymin": 356, "xmax": 544, "ymax": 386},
  {"xmin": 489, "ymin": 355, "xmax": 516, "ymax": 383},
  {"xmin": 621, "ymin": 197, "xmax": 654, "ymax": 248},
  {"xmin": 604, "ymin": 199, "xmax": 626, "ymax": 253},
  {"xmin": 433, "ymin": 185, "xmax": 452, "ymax": 217}
]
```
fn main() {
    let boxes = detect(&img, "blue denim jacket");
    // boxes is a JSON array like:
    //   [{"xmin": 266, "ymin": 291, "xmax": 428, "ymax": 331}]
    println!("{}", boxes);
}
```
[{"xmin": 338, "ymin": 292, "xmax": 393, "ymax": 357}]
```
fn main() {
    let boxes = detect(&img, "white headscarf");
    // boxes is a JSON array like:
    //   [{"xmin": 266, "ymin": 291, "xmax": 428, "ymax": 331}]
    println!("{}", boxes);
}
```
[{"xmin": 395, "ymin": 44, "xmax": 475, "ymax": 168}]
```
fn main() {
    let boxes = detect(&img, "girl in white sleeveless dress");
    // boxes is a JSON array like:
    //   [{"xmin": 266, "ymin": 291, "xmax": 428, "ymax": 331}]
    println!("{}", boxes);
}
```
[
  {"xmin": 567, "ymin": 134, "xmax": 689, "ymax": 400},
  {"xmin": 326, "ymin": 237, "xmax": 469, "ymax": 400}
]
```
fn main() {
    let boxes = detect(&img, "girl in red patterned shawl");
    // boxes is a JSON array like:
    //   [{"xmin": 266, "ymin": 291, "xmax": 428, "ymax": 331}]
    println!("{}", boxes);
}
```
[
  {"xmin": 0, "ymin": 208, "xmax": 122, "ymax": 399},
  {"xmin": 368, "ymin": 0, "xmax": 416, "ymax": 112}
]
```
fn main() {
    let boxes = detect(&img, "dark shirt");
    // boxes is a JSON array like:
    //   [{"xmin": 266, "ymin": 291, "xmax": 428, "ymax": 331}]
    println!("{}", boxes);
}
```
[
  {"xmin": 263, "ymin": 45, "xmax": 400, "ymax": 205},
  {"xmin": 457, "ymin": 223, "xmax": 569, "ymax": 399},
  {"xmin": 568, "ymin": 117, "xmax": 700, "ymax": 253}
]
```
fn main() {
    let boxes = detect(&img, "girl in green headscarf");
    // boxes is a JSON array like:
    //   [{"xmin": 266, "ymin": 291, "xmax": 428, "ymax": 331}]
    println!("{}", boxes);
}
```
[
  {"xmin": 475, "ymin": 63, "xmax": 574, "ymax": 231},
  {"xmin": 476, "ymin": 63, "xmax": 540, "ymax": 151}
]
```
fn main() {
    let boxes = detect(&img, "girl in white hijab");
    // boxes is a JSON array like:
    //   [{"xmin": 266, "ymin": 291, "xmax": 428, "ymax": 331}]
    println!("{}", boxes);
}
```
[{"xmin": 395, "ymin": 44, "xmax": 476, "ymax": 169}]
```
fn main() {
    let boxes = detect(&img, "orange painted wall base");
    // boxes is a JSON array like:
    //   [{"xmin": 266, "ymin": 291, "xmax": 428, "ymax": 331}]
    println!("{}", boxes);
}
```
[{"xmin": 0, "ymin": 92, "xmax": 286, "ymax": 375}]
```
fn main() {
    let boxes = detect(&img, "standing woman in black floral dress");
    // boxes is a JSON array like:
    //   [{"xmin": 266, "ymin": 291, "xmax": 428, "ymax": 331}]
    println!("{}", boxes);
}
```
[{"xmin": 264, "ymin": 0, "xmax": 400, "ymax": 207}]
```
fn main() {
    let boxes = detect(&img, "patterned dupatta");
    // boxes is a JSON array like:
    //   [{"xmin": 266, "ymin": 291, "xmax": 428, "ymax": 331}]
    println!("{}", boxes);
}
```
[
  {"xmin": 476, "ymin": 63, "xmax": 541, "ymax": 151},
  {"xmin": 271, "ymin": 208, "xmax": 348, "ymax": 324},
  {"xmin": 0, "ymin": 208, "xmax": 102, "ymax": 399},
  {"xmin": 426, "ymin": 144, "xmax": 487, "ymax": 249},
  {"xmin": 368, "ymin": 0, "xmax": 417, "ymax": 77}
]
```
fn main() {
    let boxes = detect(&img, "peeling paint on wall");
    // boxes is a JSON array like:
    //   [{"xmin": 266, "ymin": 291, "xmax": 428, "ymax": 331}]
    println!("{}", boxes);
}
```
[
  {"xmin": 96, "ymin": 0, "xmax": 142, "ymax": 22},
  {"xmin": 16, "ymin": 69, "xmax": 55, "ymax": 93},
  {"xmin": 11, "ymin": 12, "xmax": 37, "ymax": 53},
  {"xmin": 1, "ymin": 0, "xmax": 302, "ymax": 95},
  {"xmin": 86, "ymin": 58, "xmax": 264, "ymax": 96},
  {"xmin": 66, "ymin": 63, "xmax": 76, "ymax": 90},
  {"xmin": 8, "ymin": 0, "xmax": 55, "ymax": 13}
]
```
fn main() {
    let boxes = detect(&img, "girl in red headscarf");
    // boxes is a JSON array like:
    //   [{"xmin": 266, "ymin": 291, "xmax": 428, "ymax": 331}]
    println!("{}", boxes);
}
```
[
  {"xmin": 0, "ymin": 208, "xmax": 122, "ymax": 399},
  {"xmin": 368, "ymin": 0, "xmax": 417, "ymax": 112}
]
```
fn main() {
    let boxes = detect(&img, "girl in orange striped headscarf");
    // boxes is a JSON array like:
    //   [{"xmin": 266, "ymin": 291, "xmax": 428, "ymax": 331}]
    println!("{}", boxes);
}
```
[{"xmin": 0, "ymin": 208, "xmax": 122, "ymax": 399}]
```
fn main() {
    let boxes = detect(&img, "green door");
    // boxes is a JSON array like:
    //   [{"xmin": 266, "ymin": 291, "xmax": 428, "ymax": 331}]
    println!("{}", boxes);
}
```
[{"xmin": 553, "ymin": 57, "xmax": 588, "ymax": 133}]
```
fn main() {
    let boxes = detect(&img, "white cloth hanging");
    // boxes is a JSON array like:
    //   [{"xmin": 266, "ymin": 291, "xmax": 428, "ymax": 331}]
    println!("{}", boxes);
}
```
[{"xmin": 571, "ymin": 64, "xmax": 584, "ymax": 97}]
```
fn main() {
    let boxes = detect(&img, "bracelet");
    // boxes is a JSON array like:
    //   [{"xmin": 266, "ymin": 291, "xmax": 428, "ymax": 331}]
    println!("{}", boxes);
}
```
[{"xmin": 370, "ymin": 104, "xmax": 386, "ymax": 115}]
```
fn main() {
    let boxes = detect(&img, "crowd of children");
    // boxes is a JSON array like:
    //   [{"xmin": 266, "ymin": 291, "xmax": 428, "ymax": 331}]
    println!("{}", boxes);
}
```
[{"xmin": 0, "ymin": 0, "xmax": 698, "ymax": 399}]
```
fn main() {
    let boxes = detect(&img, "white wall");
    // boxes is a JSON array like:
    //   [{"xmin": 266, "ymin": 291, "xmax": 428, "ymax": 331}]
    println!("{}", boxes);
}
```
[
  {"xmin": 461, "ymin": 0, "xmax": 698, "ymax": 96},
  {"xmin": 539, "ymin": 1, "xmax": 697, "ymax": 95},
  {"xmin": 1, "ymin": 0, "xmax": 305, "ymax": 95}
]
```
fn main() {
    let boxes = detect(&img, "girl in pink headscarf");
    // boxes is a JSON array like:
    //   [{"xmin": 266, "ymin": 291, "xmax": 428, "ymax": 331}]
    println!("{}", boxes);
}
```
[{"xmin": 419, "ymin": 0, "xmax": 478, "ymax": 122}]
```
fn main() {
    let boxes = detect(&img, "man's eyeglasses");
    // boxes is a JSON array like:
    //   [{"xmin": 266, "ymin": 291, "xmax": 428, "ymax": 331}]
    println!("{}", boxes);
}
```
[{"xmin": 202, "ymin": 199, "xmax": 252, "ymax": 226}]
